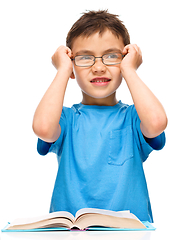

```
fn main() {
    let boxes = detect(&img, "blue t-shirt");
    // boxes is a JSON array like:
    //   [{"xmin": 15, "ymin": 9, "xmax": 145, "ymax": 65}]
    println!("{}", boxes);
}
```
[{"xmin": 37, "ymin": 101, "xmax": 165, "ymax": 222}]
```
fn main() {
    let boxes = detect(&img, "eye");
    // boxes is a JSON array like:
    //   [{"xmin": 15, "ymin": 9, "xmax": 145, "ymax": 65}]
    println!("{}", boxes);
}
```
[
  {"xmin": 79, "ymin": 55, "xmax": 93, "ymax": 60},
  {"xmin": 106, "ymin": 53, "xmax": 120, "ymax": 59}
]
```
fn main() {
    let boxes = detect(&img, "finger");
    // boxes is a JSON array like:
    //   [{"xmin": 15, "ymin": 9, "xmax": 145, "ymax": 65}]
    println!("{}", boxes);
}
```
[
  {"xmin": 135, "ymin": 45, "xmax": 142, "ymax": 59},
  {"xmin": 124, "ymin": 44, "xmax": 139, "ymax": 54},
  {"xmin": 132, "ymin": 44, "xmax": 142, "ymax": 55},
  {"xmin": 122, "ymin": 44, "xmax": 131, "ymax": 55},
  {"xmin": 128, "ymin": 44, "xmax": 137, "ymax": 53},
  {"xmin": 57, "ymin": 45, "xmax": 64, "ymax": 51},
  {"xmin": 133, "ymin": 45, "xmax": 143, "ymax": 65},
  {"xmin": 66, "ymin": 47, "xmax": 73, "ymax": 58}
]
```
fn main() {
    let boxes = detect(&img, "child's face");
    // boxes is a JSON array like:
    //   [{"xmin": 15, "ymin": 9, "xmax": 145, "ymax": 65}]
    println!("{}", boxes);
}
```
[{"xmin": 71, "ymin": 30, "xmax": 125, "ymax": 105}]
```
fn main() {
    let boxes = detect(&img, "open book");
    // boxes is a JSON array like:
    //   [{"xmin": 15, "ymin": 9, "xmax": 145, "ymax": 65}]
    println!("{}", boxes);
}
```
[{"xmin": 3, "ymin": 208, "xmax": 155, "ymax": 231}]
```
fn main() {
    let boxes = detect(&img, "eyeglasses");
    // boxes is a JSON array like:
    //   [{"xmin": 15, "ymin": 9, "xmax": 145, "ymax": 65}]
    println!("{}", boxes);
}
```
[{"xmin": 72, "ymin": 53, "xmax": 125, "ymax": 67}]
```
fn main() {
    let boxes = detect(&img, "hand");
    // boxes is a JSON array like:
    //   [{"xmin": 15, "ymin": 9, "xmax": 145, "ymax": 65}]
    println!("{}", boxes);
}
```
[
  {"xmin": 121, "ymin": 44, "xmax": 143, "ymax": 73},
  {"xmin": 51, "ymin": 46, "xmax": 74, "ymax": 77}
]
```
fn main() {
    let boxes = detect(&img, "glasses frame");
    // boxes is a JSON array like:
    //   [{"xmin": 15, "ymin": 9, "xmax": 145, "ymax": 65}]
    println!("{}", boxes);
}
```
[{"xmin": 72, "ymin": 53, "xmax": 125, "ymax": 67}]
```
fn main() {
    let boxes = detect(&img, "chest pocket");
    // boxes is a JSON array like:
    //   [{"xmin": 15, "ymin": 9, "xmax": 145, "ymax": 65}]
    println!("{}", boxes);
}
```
[{"xmin": 108, "ymin": 125, "xmax": 134, "ymax": 166}]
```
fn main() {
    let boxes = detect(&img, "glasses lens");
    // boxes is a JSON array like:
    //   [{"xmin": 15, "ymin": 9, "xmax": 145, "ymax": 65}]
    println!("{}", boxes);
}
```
[
  {"xmin": 75, "ymin": 55, "xmax": 94, "ymax": 67},
  {"xmin": 103, "ymin": 53, "xmax": 123, "ymax": 65}
]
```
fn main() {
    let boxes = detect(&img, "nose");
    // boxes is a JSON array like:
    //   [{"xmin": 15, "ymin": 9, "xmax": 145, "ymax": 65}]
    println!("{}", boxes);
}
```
[{"xmin": 92, "ymin": 57, "xmax": 106, "ymax": 73}]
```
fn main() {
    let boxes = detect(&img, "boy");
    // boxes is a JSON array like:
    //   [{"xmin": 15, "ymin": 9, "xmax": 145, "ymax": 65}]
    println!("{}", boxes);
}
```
[{"xmin": 33, "ymin": 10, "xmax": 167, "ymax": 223}]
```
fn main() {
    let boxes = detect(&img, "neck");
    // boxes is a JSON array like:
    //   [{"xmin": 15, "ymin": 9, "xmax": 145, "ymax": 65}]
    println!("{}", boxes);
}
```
[{"xmin": 81, "ymin": 92, "xmax": 118, "ymax": 106}]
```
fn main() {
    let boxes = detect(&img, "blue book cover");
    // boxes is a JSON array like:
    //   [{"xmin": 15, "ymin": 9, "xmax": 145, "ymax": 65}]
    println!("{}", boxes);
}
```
[{"xmin": 1, "ymin": 221, "xmax": 155, "ymax": 232}]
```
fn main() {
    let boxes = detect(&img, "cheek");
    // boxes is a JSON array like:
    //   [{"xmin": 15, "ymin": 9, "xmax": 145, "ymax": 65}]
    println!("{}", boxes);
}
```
[
  {"xmin": 74, "ymin": 67, "xmax": 88, "ymax": 89},
  {"xmin": 115, "ymin": 77, "xmax": 123, "ymax": 90},
  {"xmin": 73, "ymin": 66, "xmax": 83, "ymax": 83},
  {"xmin": 76, "ymin": 78, "xmax": 84, "ymax": 90},
  {"xmin": 110, "ymin": 67, "xmax": 122, "ymax": 84}
]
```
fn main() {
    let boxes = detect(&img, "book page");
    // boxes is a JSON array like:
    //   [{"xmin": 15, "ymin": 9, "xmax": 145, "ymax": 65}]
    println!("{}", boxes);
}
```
[
  {"xmin": 7, "ymin": 217, "xmax": 74, "ymax": 230},
  {"xmin": 75, "ymin": 208, "xmax": 133, "ymax": 220},
  {"xmin": 74, "ymin": 212, "xmax": 146, "ymax": 230},
  {"xmin": 8, "ymin": 211, "xmax": 74, "ymax": 227}
]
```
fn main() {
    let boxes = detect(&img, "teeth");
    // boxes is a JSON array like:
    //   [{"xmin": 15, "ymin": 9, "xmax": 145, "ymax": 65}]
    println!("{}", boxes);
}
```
[
  {"xmin": 91, "ymin": 79, "xmax": 110, "ymax": 83},
  {"xmin": 92, "ymin": 79, "xmax": 109, "ymax": 83}
]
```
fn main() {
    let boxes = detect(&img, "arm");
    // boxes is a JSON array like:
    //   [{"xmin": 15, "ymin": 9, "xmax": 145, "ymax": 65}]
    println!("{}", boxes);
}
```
[
  {"xmin": 32, "ymin": 46, "xmax": 75, "ymax": 142},
  {"xmin": 121, "ymin": 44, "xmax": 168, "ymax": 139}
]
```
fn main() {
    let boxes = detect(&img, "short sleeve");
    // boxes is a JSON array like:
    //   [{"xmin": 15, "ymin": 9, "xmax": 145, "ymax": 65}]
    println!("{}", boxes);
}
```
[
  {"xmin": 37, "ymin": 109, "xmax": 67, "ymax": 156},
  {"xmin": 131, "ymin": 106, "xmax": 166, "ymax": 162},
  {"xmin": 144, "ymin": 132, "xmax": 166, "ymax": 151},
  {"xmin": 37, "ymin": 138, "xmax": 53, "ymax": 156}
]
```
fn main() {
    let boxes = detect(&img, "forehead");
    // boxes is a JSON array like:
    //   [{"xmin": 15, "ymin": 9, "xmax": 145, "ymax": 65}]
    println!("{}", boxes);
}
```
[{"xmin": 71, "ymin": 30, "xmax": 124, "ymax": 55}]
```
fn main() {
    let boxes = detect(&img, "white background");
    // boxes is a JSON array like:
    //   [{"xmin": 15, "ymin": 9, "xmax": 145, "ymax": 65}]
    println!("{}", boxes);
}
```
[{"xmin": 0, "ymin": 0, "xmax": 188, "ymax": 235}]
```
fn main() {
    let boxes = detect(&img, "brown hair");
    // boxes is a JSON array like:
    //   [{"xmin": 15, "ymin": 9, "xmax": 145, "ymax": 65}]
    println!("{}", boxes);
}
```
[{"xmin": 66, "ymin": 10, "xmax": 130, "ymax": 49}]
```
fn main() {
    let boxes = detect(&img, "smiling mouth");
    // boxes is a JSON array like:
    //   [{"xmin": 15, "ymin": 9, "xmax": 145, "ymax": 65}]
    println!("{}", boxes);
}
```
[{"xmin": 90, "ymin": 78, "xmax": 111, "ymax": 83}]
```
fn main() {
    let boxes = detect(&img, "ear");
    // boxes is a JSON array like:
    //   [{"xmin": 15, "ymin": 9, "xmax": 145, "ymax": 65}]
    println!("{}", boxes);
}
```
[{"xmin": 70, "ymin": 71, "xmax": 75, "ymax": 79}]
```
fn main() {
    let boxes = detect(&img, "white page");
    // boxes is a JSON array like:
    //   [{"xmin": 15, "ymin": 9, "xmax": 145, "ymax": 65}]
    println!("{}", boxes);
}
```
[
  {"xmin": 75, "ymin": 208, "xmax": 134, "ymax": 220},
  {"xmin": 9, "ymin": 211, "xmax": 74, "ymax": 227}
]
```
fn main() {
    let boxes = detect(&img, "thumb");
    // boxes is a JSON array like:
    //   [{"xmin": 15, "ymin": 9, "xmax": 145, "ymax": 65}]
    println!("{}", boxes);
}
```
[{"xmin": 122, "ymin": 44, "xmax": 130, "ymax": 55}]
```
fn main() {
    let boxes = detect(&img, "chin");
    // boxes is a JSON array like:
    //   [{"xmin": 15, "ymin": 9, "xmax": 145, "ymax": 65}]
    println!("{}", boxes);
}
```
[{"xmin": 86, "ymin": 91, "xmax": 116, "ymax": 99}]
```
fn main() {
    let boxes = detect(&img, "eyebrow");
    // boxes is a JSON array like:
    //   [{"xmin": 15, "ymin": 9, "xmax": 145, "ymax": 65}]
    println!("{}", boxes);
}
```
[{"xmin": 75, "ymin": 48, "xmax": 122, "ymax": 56}]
